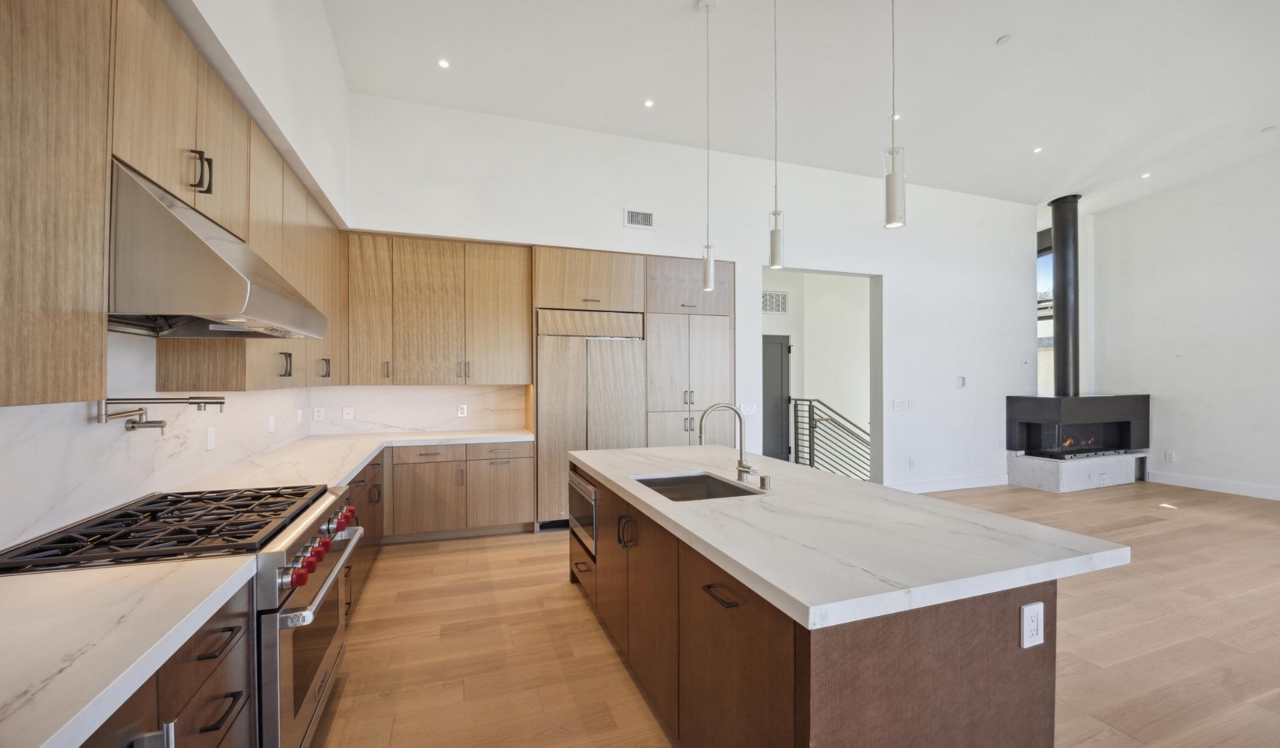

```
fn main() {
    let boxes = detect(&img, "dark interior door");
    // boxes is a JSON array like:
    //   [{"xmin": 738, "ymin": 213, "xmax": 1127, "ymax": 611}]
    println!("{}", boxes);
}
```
[{"xmin": 762, "ymin": 336, "xmax": 790, "ymax": 460}]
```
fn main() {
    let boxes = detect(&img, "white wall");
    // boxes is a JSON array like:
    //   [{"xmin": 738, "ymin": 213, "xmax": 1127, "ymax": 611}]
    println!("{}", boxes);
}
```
[
  {"xmin": 802, "ymin": 273, "xmax": 872, "ymax": 430},
  {"xmin": 1091, "ymin": 150, "xmax": 1280, "ymax": 500},
  {"xmin": 348, "ymin": 95, "xmax": 1038, "ymax": 491},
  {"xmin": 170, "ymin": 0, "xmax": 352, "ymax": 221}
]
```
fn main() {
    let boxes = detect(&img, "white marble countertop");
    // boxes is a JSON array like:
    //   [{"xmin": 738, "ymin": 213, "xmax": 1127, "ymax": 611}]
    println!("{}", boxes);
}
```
[
  {"xmin": 0, "ymin": 557, "xmax": 256, "ymax": 748},
  {"xmin": 569, "ymin": 445, "xmax": 1129, "ymax": 630},
  {"xmin": 179, "ymin": 429, "xmax": 534, "ymax": 492},
  {"xmin": 0, "ymin": 428, "xmax": 531, "ymax": 747}
]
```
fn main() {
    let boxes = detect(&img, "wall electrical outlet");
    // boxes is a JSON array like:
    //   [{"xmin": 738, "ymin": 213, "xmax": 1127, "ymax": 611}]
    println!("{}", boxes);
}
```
[
  {"xmin": 956, "ymin": 376, "xmax": 966, "ymax": 388},
  {"xmin": 739, "ymin": 403, "xmax": 758, "ymax": 416},
  {"xmin": 342, "ymin": 407, "xmax": 354, "ymax": 421},
  {"xmin": 1021, "ymin": 601, "xmax": 1045, "ymax": 648},
  {"xmin": 313, "ymin": 407, "xmax": 325, "ymax": 421},
  {"xmin": 206, "ymin": 427, "xmax": 216, "ymax": 451},
  {"xmin": 268, "ymin": 414, "xmax": 275, "ymax": 433},
  {"xmin": 296, "ymin": 409, "xmax": 303, "ymax": 425},
  {"xmin": 1164, "ymin": 451, "xmax": 1176, "ymax": 462},
  {"xmin": 909, "ymin": 458, "xmax": 916, "ymax": 470},
  {"xmin": 458, "ymin": 405, "xmax": 468, "ymax": 417},
  {"xmin": 893, "ymin": 400, "xmax": 909, "ymax": 411}
]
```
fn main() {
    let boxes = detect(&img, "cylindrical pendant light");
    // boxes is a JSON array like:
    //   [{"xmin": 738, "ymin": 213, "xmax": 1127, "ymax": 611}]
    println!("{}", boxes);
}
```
[
  {"xmin": 884, "ymin": 0, "xmax": 905, "ymax": 229},
  {"xmin": 768, "ymin": 0, "xmax": 785, "ymax": 268},
  {"xmin": 701, "ymin": 0, "xmax": 716, "ymax": 291}
]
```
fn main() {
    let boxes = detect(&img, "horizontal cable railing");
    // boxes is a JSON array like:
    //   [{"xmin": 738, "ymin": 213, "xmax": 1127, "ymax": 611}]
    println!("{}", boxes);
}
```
[{"xmin": 793, "ymin": 398, "xmax": 871, "ymax": 481}]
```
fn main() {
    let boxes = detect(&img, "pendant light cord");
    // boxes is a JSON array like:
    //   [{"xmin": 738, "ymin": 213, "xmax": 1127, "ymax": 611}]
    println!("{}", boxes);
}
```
[
  {"xmin": 890, "ymin": 0, "xmax": 897, "ymax": 151},
  {"xmin": 773, "ymin": 0, "xmax": 779, "ymax": 213},
  {"xmin": 706, "ymin": 4, "xmax": 711, "ymax": 251}
]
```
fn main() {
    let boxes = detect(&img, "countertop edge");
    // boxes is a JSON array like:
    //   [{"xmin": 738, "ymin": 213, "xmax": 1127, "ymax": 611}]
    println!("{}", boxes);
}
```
[
  {"xmin": 327, "ymin": 432, "xmax": 535, "ymax": 487},
  {"xmin": 569, "ymin": 453, "xmax": 1131, "ymax": 631},
  {"xmin": 44, "ymin": 557, "xmax": 257, "ymax": 748}
]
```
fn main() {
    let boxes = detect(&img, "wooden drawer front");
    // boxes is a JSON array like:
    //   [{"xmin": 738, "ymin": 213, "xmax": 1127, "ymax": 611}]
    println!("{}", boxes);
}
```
[
  {"xmin": 466, "ymin": 457, "xmax": 536, "ymax": 527},
  {"xmin": 538, "ymin": 309, "xmax": 644, "ymax": 338},
  {"xmin": 465, "ymin": 441, "xmax": 535, "ymax": 460},
  {"xmin": 83, "ymin": 674, "xmax": 159, "ymax": 748},
  {"xmin": 216, "ymin": 692, "xmax": 256, "ymax": 748},
  {"xmin": 348, "ymin": 460, "xmax": 383, "ymax": 491},
  {"xmin": 159, "ymin": 581, "xmax": 251, "ymax": 719},
  {"xmin": 173, "ymin": 631, "xmax": 254, "ymax": 748},
  {"xmin": 570, "ymin": 532, "xmax": 596, "ymax": 604},
  {"xmin": 393, "ymin": 444, "xmax": 467, "ymax": 464}
]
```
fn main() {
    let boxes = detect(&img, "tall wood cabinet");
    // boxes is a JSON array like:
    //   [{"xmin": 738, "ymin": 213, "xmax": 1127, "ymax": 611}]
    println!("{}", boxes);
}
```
[
  {"xmin": 466, "ymin": 243, "xmax": 533, "ymax": 385},
  {"xmin": 304, "ymin": 196, "xmax": 347, "ymax": 386},
  {"xmin": 347, "ymin": 233, "xmax": 394, "ymax": 385},
  {"xmin": 646, "ymin": 313, "xmax": 736, "ymax": 447},
  {"xmin": 392, "ymin": 238, "xmax": 466, "ymax": 385},
  {"xmin": 0, "ymin": 0, "xmax": 113, "ymax": 407}
]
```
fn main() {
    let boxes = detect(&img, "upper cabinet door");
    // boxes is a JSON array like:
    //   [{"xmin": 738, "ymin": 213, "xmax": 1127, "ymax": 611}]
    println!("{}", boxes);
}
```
[
  {"xmin": 533, "ymin": 246, "xmax": 645, "ymax": 312},
  {"xmin": 587, "ymin": 338, "xmax": 647, "ymax": 450},
  {"xmin": 1, "ymin": 0, "xmax": 112, "ymax": 407},
  {"xmin": 348, "ymin": 233, "xmax": 394, "ymax": 385},
  {"xmin": 194, "ymin": 59, "xmax": 250, "ymax": 239},
  {"xmin": 393, "ymin": 238, "xmax": 465, "ymax": 385},
  {"xmin": 246, "ymin": 123, "xmax": 284, "ymax": 271},
  {"xmin": 646, "ymin": 314, "xmax": 690, "ymax": 412},
  {"xmin": 278, "ymin": 169, "xmax": 311, "ymax": 388},
  {"xmin": 306, "ymin": 198, "xmax": 346, "ymax": 386},
  {"xmin": 688, "ymin": 314, "xmax": 734, "ymax": 411},
  {"xmin": 113, "ymin": 0, "xmax": 199, "ymax": 204},
  {"xmin": 646, "ymin": 256, "xmax": 734, "ymax": 316},
  {"xmin": 465, "ymin": 243, "xmax": 532, "ymax": 385}
]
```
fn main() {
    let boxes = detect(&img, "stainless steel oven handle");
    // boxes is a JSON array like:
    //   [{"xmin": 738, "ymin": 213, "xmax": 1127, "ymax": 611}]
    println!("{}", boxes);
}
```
[
  {"xmin": 279, "ymin": 526, "xmax": 364, "ymax": 630},
  {"xmin": 568, "ymin": 472, "xmax": 597, "ymax": 501}
]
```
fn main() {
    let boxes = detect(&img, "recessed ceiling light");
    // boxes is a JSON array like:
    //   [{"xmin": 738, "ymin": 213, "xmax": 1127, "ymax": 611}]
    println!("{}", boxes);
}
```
[
  {"xmin": 1141, "ymin": 173, "xmax": 1151, "ymax": 179},
  {"xmin": 643, "ymin": 99, "xmax": 654, "ymax": 108},
  {"xmin": 1159, "ymin": 503, "xmax": 1177, "ymax": 509},
  {"xmin": 996, "ymin": 34, "xmax": 1013, "ymax": 45},
  {"xmin": 1263, "ymin": 125, "xmax": 1277, "ymax": 134},
  {"xmin": 438, "ymin": 59, "xmax": 450, "ymax": 68},
  {"xmin": 1032, "ymin": 147, "xmax": 1043, "ymax": 153}
]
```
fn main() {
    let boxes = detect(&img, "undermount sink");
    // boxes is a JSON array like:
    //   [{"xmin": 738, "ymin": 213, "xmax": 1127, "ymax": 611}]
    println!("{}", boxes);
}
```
[{"xmin": 634, "ymin": 472, "xmax": 760, "ymax": 501}]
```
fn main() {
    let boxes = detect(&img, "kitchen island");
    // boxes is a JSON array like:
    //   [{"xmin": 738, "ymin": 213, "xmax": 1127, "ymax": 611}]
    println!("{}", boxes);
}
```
[{"xmin": 567, "ymin": 445, "xmax": 1129, "ymax": 748}]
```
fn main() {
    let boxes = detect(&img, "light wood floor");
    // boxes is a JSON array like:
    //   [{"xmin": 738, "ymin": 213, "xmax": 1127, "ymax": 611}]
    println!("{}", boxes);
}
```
[{"xmin": 313, "ymin": 481, "xmax": 1280, "ymax": 747}]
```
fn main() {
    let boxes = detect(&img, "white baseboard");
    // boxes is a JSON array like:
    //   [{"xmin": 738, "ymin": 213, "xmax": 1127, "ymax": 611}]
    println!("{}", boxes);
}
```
[
  {"xmin": 1146, "ymin": 470, "xmax": 1280, "ymax": 502},
  {"xmin": 886, "ymin": 473, "xmax": 1009, "ymax": 495}
]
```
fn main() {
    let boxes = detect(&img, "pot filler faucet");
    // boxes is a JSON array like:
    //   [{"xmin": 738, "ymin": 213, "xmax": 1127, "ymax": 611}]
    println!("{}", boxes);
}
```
[
  {"xmin": 698, "ymin": 403, "xmax": 760, "ymax": 485},
  {"xmin": 97, "ymin": 396, "xmax": 226, "ymax": 436}
]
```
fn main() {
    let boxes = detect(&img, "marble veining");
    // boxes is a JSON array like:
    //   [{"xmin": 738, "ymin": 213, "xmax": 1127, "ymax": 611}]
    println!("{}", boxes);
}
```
[
  {"xmin": 570, "ymin": 445, "xmax": 1129, "ymax": 629},
  {"xmin": 0, "ymin": 557, "xmax": 256, "ymax": 748}
]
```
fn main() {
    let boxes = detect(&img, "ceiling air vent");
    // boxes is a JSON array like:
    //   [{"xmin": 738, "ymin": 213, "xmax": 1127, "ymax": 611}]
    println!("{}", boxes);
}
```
[
  {"xmin": 762, "ymin": 290, "xmax": 789, "ymax": 314},
  {"xmin": 625, "ymin": 209, "xmax": 654, "ymax": 229}
]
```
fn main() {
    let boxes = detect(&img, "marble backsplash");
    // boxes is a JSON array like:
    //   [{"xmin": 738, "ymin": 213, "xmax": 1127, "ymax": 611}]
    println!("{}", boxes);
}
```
[{"xmin": 0, "ymin": 334, "xmax": 530, "ymax": 551}]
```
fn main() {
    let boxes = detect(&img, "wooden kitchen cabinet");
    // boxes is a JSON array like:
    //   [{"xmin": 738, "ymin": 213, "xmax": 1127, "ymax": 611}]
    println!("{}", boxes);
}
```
[
  {"xmin": 645, "ymin": 313, "xmax": 690, "ymax": 412},
  {"xmin": 465, "ymin": 243, "xmax": 532, "ymax": 385},
  {"xmin": 679, "ymin": 542, "xmax": 794, "ymax": 748},
  {"xmin": 112, "ymin": 0, "xmax": 200, "ymax": 204},
  {"xmin": 689, "ymin": 314, "xmax": 733, "ymax": 411},
  {"xmin": 646, "ymin": 256, "xmax": 734, "ymax": 316},
  {"xmin": 647, "ymin": 411, "xmax": 695, "ymax": 447},
  {"xmin": 627, "ymin": 511, "xmax": 680, "ymax": 732},
  {"xmin": 275, "ymin": 169, "xmax": 312, "ymax": 388},
  {"xmin": 645, "ymin": 313, "xmax": 734, "ymax": 448},
  {"xmin": 194, "ymin": 58, "xmax": 250, "ymax": 239},
  {"xmin": 536, "ymin": 335, "xmax": 588, "ymax": 522},
  {"xmin": 393, "ymin": 237, "xmax": 466, "ymax": 385},
  {"xmin": 304, "ymin": 196, "xmax": 346, "ymax": 386},
  {"xmin": 533, "ymin": 246, "xmax": 645, "ymax": 312},
  {"xmin": 586, "ymin": 339, "xmax": 647, "ymax": 450},
  {"xmin": 392, "ymin": 461, "xmax": 468, "ymax": 535},
  {"xmin": 466, "ymin": 457, "xmax": 536, "ymax": 527},
  {"xmin": 348, "ymin": 457, "xmax": 384, "ymax": 612},
  {"xmin": 0, "ymin": 0, "xmax": 112, "ymax": 407},
  {"xmin": 348, "ymin": 233, "xmax": 395, "ymax": 385},
  {"xmin": 83, "ymin": 674, "xmax": 159, "ymax": 748},
  {"xmin": 595, "ymin": 486, "xmax": 630, "ymax": 656}
]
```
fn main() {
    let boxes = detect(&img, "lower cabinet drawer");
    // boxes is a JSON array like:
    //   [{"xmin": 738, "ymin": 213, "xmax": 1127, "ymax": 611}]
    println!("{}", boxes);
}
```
[
  {"xmin": 392, "ymin": 444, "xmax": 466, "ymax": 464},
  {"xmin": 216, "ymin": 694, "xmax": 256, "ymax": 748},
  {"xmin": 570, "ymin": 532, "xmax": 596, "ymax": 604},
  {"xmin": 159, "ymin": 581, "xmax": 251, "ymax": 719},
  {"xmin": 465, "ymin": 440, "xmax": 535, "ymax": 460},
  {"xmin": 173, "ymin": 632, "xmax": 254, "ymax": 748}
]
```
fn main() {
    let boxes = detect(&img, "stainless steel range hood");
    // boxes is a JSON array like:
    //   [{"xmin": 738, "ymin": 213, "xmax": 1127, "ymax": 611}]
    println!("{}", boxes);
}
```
[{"xmin": 109, "ymin": 160, "xmax": 327, "ymax": 339}]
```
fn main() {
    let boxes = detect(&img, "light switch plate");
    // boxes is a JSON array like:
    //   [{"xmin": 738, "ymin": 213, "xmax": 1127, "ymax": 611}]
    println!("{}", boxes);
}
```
[
  {"xmin": 893, "ymin": 400, "xmax": 909, "ymax": 411},
  {"xmin": 342, "ymin": 407, "xmax": 354, "ymax": 421},
  {"xmin": 458, "ymin": 405, "xmax": 468, "ymax": 417},
  {"xmin": 268, "ymin": 414, "xmax": 275, "ymax": 433},
  {"xmin": 313, "ymin": 407, "xmax": 325, "ymax": 421},
  {"xmin": 1021, "ymin": 601, "xmax": 1045, "ymax": 648},
  {"xmin": 206, "ymin": 427, "xmax": 216, "ymax": 451},
  {"xmin": 1164, "ymin": 451, "xmax": 1176, "ymax": 462}
]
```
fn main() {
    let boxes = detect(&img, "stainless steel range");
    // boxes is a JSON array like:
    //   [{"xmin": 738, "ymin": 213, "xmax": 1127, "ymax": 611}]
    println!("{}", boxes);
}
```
[{"xmin": 0, "ymin": 484, "xmax": 361, "ymax": 748}]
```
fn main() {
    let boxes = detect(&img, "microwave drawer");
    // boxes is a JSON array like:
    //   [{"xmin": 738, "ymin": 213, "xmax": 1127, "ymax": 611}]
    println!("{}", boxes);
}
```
[{"xmin": 570, "ymin": 533, "xmax": 596, "ymax": 604}]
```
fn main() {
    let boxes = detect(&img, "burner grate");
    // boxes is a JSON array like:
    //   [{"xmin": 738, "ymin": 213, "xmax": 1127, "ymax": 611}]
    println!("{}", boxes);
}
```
[{"xmin": 0, "ymin": 485, "xmax": 327, "ymax": 574}]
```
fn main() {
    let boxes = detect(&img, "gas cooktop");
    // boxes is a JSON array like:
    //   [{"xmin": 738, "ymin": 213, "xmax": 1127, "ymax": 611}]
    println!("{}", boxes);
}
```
[{"xmin": 0, "ymin": 485, "xmax": 329, "ymax": 574}]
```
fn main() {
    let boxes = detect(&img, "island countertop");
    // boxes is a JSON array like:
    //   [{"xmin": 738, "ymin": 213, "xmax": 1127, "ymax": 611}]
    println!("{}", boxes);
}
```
[{"xmin": 568, "ymin": 445, "xmax": 1129, "ymax": 630}]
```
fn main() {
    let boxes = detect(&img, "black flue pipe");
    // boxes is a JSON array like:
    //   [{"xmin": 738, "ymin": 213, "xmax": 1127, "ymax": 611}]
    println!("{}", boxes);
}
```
[{"xmin": 1049, "ymin": 194, "xmax": 1082, "ymax": 397}]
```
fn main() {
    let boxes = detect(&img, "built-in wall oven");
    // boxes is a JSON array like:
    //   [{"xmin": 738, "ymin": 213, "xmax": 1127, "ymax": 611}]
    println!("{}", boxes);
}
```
[{"xmin": 568, "ymin": 471, "xmax": 598, "ymax": 556}]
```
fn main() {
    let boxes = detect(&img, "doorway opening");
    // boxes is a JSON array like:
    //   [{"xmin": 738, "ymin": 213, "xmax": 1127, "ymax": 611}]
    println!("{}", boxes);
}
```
[{"xmin": 761, "ymin": 268, "xmax": 880, "ymax": 481}]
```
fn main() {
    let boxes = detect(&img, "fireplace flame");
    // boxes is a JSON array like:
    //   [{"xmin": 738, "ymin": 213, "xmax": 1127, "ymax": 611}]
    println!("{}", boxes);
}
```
[{"xmin": 1061, "ymin": 436, "xmax": 1096, "ymax": 449}]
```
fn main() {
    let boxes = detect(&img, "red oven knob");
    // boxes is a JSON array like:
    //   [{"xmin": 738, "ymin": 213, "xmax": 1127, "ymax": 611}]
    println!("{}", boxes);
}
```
[
  {"xmin": 343, "ymin": 506, "xmax": 356, "ymax": 520},
  {"xmin": 301, "ymin": 557, "xmax": 318, "ymax": 573},
  {"xmin": 290, "ymin": 568, "xmax": 309, "ymax": 588},
  {"xmin": 316, "ymin": 538, "xmax": 333, "ymax": 553},
  {"xmin": 310, "ymin": 546, "xmax": 326, "ymax": 563},
  {"xmin": 335, "ymin": 518, "xmax": 348, "ymax": 532}
]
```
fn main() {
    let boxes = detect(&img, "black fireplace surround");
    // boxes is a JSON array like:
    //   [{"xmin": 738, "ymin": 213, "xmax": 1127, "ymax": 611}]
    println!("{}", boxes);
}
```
[{"xmin": 1006, "ymin": 395, "xmax": 1150, "ymax": 460}]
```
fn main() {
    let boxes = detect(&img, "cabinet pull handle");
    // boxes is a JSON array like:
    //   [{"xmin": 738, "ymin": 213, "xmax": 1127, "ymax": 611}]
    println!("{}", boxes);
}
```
[
  {"xmin": 457, "ymin": 362, "xmax": 463, "ymax": 378},
  {"xmin": 681, "ymin": 303, "xmax": 698, "ymax": 308},
  {"xmin": 618, "ymin": 516, "xmax": 634, "ymax": 548},
  {"xmin": 490, "ymin": 448, "xmax": 511, "ymax": 453},
  {"xmin": 198, "ymin": 690, "xmax": 244, "ymax": 733},
  {"xmin": 196, "ymin": 626, "xmax": 241, "ymax": 661},
  {"xmin": 466, "ymin": 361, "xmax": 471, "ymax": 378},
  {"xmin": 279, "ymin": 351, "xmax": 290, "ymax": 377},
  {"xmin": 344, "ymin": 565, "xmax": 351, "ymax": 578},
  {"xmin": 370, "ymin": 485, "xmax": 382, "ymax": 504},
  {"xmin": 286, "ymin": 351, "xmax": 293, "ymax": 377},
  {"xmin": 322, "ymin": 358, "xmax": 332, "ymax": 378},
  {"xmin": 582, "ymin": 298, "xmax": 601, "ymax": 303},
  {"xmin": 350, "ymin": 479, "xmax": 367, "ymax": 488},
  {"xmin": 574, "ymin": 562, "xmax": 590, "ymax": 573},
  {"xmin": 460, "ymin": 468, "xmax": 466, "ymax": 486},
  {"xmin": 200, "ymin": 156, "xmax": 214, "ymax": 194},
  {"xmin": 384, "ymin": 361, "xmax": 391, "ymax": 378},
  {"xmin": 419, "ymin": 451, "xmax": 440, "ymax": 456},
  {"xmin": 690, "ymin": 389, "xmax": 695, "ymax": 404},
  {"xmin": 189, "ymin": 149, "xmax": 207, "ymax": 189},
  {"xmin": 702, "ymin": 584, "xmax": 740, "ymax": 609},
  {"xmin": 490, "ymin": 460, "xmax": 510, "ymax": 465}
]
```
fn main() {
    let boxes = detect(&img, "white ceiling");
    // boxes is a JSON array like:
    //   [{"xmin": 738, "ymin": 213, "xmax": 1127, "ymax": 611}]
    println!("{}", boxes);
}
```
[{"xmin": 322, "ymin": 0, "xmax": 1280, "ymax": 208}]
